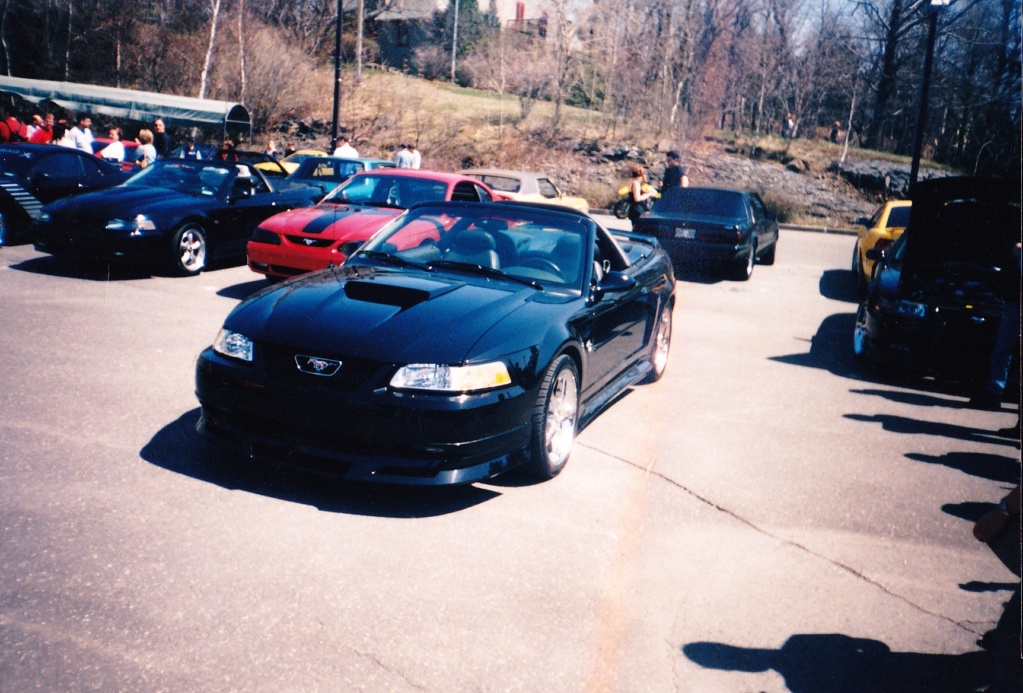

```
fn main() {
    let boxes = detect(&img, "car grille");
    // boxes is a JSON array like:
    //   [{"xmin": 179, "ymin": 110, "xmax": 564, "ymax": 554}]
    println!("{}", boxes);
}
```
[
  {"xmin": 261, "ymin": 344, "xmax": 386, "ymax": 391},
  {"xmin": 285, "ymin": 235, "xmax": 334, "ymax": 248}
]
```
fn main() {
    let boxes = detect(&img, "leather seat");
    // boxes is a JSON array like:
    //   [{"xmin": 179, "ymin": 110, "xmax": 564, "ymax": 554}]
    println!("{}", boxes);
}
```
[{"xmin": 443, "ymin": 230, "xmax": 500, "ymax": 268}]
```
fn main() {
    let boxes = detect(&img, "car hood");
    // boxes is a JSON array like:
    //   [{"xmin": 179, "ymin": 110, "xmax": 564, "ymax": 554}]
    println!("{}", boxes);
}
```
[
  {"xmin": 260, "ymin": 203, "xmax": 400, "ymax": 242},
  {"xmin": 902, "ymin": 177, "xmax": 1020, "ymax": 273},
  {"xmin": 228, "ymin": 265, "xmax": 535, "ymax": 364},
  {"xmin": 47, "ymin": 185, "xmax": 205, "ymax": 219}
]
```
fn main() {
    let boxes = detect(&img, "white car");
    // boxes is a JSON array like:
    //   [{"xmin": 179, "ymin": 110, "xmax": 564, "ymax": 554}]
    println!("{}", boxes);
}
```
[{"xmin": 459, "ymin": 168, "xmax": 589, "ymax": 214}]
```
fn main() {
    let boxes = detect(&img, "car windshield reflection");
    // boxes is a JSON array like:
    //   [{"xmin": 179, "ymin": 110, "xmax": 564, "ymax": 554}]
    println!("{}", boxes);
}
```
[
  {"xmin": 123, "ymin": 160, "xmax": 233, "ymax": 197},
  {"xmin": 352, "ymin": 204, "xmax": 592, "ymax": 294}
]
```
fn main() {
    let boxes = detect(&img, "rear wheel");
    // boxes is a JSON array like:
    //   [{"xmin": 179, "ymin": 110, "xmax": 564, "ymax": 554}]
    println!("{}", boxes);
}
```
[
  {"xmin": 171, "ymin": 223, "xmax": 208, "ymax": 276},
  {"xmin": 732, "ymin": 245, "xmax": 754, "ymax": 281},
  {"xmin": 527, "ymin": 355, "xmax": 579, "ymax": 480},
  {"xmin": 642, "ymin": 305, "xmax": 672, "ymax": 383}
]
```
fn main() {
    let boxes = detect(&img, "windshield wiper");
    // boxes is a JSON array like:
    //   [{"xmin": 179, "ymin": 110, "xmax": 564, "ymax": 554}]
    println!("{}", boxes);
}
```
[
  {"xmin": 357, "ymin": 250, "xmax": 428, "ymax": 270},
  {"xmin": 427, "ymin": 260, "xmax": 543, "ymax": 290}
]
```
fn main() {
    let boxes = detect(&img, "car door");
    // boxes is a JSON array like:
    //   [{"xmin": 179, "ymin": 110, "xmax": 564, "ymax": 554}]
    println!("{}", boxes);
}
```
[
  {"xmin": 576, "ymin": 231, "xmax": 652, "ymax": 397},
  {"xmin": 77, "ymin": 153, "xmax": 122, "ymax": 194},
  {"xmin": 27, "ymin": 150, "xmax": 85, "ymax": 203},
  {"xmin": 210, "ymin": 165, "xmax": 298, "ymax": 258},
  {"xmin": 747, "ymin": 192, "xmax": 777, "ymax": 250}
]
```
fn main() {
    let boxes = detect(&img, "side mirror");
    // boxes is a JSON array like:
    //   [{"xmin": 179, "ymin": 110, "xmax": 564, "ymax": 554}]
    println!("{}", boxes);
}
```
[
  {"xmin": 590, "ymin": 270, "xmax": 636, "ymax": 303},
  {"xmin": 865, "ymin": 247, "xmax": 885, "ymax": 262},
  {"xmin": 231, "ymin": 182, "xmax": 254, "ymax": 201},
  {"xmin": 338, "ymin": 240, "xmax": 363, "ymax": 259},
  {"xmin": 856, "ymin": 217, "xmax": 870, "ymax": 227}
]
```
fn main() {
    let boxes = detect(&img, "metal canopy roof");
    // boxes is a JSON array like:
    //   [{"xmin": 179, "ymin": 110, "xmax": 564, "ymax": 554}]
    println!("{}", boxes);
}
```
[{"xmin": 0, "ymin": 76, "xmax": 250, "ymax": 134}]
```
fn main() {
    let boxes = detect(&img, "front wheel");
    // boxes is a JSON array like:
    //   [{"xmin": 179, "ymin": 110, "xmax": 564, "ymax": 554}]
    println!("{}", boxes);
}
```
[
  {"xmin": 527, "ymin": 355, "xmax": 579, "ymax": 480},
  {"xmin": 642, "ymin": 305, "xmax": 672, "ymax": 383},
  {"xmin": 171, "ymin": 223, "xmax": 208, "ymax": 276},
  {"xmin": 612, "ymin": 197, "xmax": 631, "ymax": 220}
]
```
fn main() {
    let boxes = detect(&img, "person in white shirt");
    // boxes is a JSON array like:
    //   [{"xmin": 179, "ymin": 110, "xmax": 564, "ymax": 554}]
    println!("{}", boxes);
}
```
[
  {"xmin": 332, "ymin": 135, "xmax": 358, "ymax": 158},
  {"xmin": 53, "ymin": 123, "xmax": 76, "ymax": 148},
  {"xmin": 394, "ymin": 144, "xmax": 414, "ymax": 168},
  {"xmin": 68, "ymin": 115, "xmax": 94, "ymax": 153},
  {"xmin": 97, "ymin": 128, "xmax": 126, "ymax": 162},
  {"xmin": 410, "ymin": 144, "xmax": 421, "ymax": 169}
]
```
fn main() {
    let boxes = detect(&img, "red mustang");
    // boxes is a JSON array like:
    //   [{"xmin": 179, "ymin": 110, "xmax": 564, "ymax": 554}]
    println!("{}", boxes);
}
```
[{"xmin": 247, "ymin": 169, "xmax": 500, "ymax": 280}]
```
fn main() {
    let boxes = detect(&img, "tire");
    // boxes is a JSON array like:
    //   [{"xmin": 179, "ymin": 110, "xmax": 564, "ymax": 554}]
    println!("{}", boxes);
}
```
[
  {"xmin": 612, "ymin": 198, "xmax": 630, "ymax": 219},
  {"xmin": 732, "ymin": 244, "xmax": 755, "ymax": 281},
  {"xmin": 527, "ymin": 355, "xmax": 579, "ymax": 480},
  {"xmin": 170, "ymin": 223, "xmax": 208, "ymax": 276},
  {"xmin": 758, "ymin": 240, "xmax": 776, "ymax": 266},
  {"xmin": 642, "ymin": 304, "xmax": 672, "ymax": 383},
  {"xmin": 851, "ymin": 244, "xmax": 867, "ymax": 293},
  {"xmin": 852, "ymin": 304, "xmax": 873, "ymax": 363}
]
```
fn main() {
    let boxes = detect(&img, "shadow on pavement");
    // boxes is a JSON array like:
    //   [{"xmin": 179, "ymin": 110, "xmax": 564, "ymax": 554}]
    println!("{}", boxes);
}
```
[
  {"xmin": 10, "ymin": 255, "xmax": 155, "ymax": 280},
  {"xmin": 683, "ymin": 633, "xmax": 996, "ymax": 693},
  {"xmin": 819, "ymin": 268, "xmax": 861, "ymax": 304},
  {"xmin": 217, "ymin": 278, "xmax": 271, "ymax": 301},
  {"xmin": 907, "ymin": 450, "xmax": 1021, "ymax": 483},
  {"xmin": 141, "ymin": 409, "xmax": 501, "ymax": 517},
  {"xmin": 845, "ymin": 413, "xmax": 1021, "ymax": 448}
]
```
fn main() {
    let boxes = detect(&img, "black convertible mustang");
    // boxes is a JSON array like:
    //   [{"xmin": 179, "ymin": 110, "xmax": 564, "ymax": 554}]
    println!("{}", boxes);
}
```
[
  {"xmin": 195, "ymin": 201, "xmax": 676, "ymax": 485},
  {"xmin": 32, "ymin": 159, "xmax": 319, "ymax": 275}
]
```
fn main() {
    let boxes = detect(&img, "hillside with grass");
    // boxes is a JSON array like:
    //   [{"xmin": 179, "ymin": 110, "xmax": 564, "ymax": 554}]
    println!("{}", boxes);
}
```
[{"xmin": 281, "ymin": 68, "xmax": 946, "ymax": 227}]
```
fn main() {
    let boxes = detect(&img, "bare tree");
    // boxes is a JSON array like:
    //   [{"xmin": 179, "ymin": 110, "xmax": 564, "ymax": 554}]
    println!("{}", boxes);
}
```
[{"xmin": 199, "ymin": 0, "xmax": 223, "ymax": 99}]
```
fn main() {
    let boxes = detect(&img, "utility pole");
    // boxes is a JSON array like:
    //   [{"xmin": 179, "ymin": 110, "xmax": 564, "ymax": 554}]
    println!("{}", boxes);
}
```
[
  {"xmin": 450, "ymin": 0, "xmax": 459, "ymax": 83},
  {"xmin": 331, "ymin": 0, "xmax": 343, "ymax": 147}
]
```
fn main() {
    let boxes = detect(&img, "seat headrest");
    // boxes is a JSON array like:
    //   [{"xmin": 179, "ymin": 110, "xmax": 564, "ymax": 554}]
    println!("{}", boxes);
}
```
[{"xmin": 453, "ymin": 230, "xmax": 496, "ymax": 253}]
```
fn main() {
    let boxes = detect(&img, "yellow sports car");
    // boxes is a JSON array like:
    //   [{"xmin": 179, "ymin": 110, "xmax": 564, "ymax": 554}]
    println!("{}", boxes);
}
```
[
  {"xmin": 256, "ymin": 149, "xmax": 329, "ymax": 175},
  {"xmin": 458, "ymin": 168, "xmax": 589, "ymax": 214},
  {"xmin": 852, "ymin": 199, "xmax": 911, "ymax": 290}
]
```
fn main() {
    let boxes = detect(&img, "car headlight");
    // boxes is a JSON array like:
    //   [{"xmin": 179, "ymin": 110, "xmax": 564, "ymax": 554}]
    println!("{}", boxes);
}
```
[
  {"xmin": 106, "ymin": 214, "xmax": 157, "ymax": 233},
  {"xmin": 876, "ymin": 295, "xmax": 927, "ymax": 319},
  {"xmin": 213, "ymin": 328, "xmax": 254, "ymax": 362},
  {"xmin": 895, "ymin": 300, "xmax": 927, "ymax": 318},
  {"xmin": 390, "ymin": 361, "xmax": 512, "ymax": 392},
  {"xmin": 250, "ymin": 226, "xmax": 281, "ymax": 245}
]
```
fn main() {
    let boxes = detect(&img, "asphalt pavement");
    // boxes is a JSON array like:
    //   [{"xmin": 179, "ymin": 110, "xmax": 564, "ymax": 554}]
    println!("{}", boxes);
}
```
[{"xmin": 1, "ymin": 223, "xmax": 1019, "ymax": 692}]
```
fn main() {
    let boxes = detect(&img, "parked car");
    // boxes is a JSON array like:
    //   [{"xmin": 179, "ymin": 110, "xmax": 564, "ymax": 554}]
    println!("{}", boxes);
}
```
[
  {"xmin": 459, "ymin": 168, "xmax": 590, "ymax": 213},
  {"xmin": 90, "ymin": 137, "xmax": 141, "ymax": 170},
  {"xmin": 852, "ymin": 199, "xmax": 912, "ymax": 291},
  {"xmin": 196, "ymin": 201, "xmax": 676, "ymax": 485},
  {"xmin": 32, "ymin": 158, "xmax": 320, "ymax": 275},
  {"xmin": 272, "ymin": 149, "xmax": 329, "ymax": 174},
  {"xmin": 247, "ymin": 169, "xmax": 498, "ymax": 281},
  {"xmin": 286, "ymin": 156, "xmax": 395, "ymax": 201},
  {"xmin": 631, "ymin": 186, "xmax": 779, "ymax": 280},
  {"xmin": 0, "ymin": 143, "xmax": 132, "ymax": 246},
  {"xmin": 853, "ymin": 177, "xmax": 1020, "ymax": 379}
]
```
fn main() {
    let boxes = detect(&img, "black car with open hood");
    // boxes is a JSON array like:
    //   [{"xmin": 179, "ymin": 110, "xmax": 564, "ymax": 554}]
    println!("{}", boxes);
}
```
[{"xmin": 853, "ymin": 176, "xmax": 1021, "ymax": 379}]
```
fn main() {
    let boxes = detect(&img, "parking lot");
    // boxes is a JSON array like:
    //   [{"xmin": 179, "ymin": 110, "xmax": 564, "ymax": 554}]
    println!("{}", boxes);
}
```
[{"xmin": 1, "ymin": 225, "xmax": 1018, "ymax": 692}]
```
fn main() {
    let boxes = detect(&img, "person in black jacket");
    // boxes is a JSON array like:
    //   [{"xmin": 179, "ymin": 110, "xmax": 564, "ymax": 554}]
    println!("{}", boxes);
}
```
[{"xmin": 660, "ymin": 151, "xmax": 689, "ymax": 191}]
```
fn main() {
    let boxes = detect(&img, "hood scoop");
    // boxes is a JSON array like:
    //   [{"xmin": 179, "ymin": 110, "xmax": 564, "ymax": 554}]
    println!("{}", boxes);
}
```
[{"xmin": 343, "ymin": 280, "xmax": 430, "ymax": 309}]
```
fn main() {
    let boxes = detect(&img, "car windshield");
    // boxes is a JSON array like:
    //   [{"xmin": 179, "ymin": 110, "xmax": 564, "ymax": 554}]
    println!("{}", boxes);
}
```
[
  {"xmin": 886, "ymin": 206, "xmax": 911, "ymax": 227},
  {"xmin": 653, "ymin": 188, "xmax": 747, "ymax": 219},
  {"xmin": 0, "ymin": 149, "xmax": 36, "ymax": 177},
  {"xmin": 292, "ymin": 158, "xmax": 363, "ymax": 182},
  {"xmin": 354, "ymin": 204, "xmax": 594, "ymax": 294},
  {"xmin": 323, "ymin": 173, "xmax": 449, "ymax": 209},
  {"xmin": 123, "ymin": 160, "xmax": 233, "ymax": 196}
]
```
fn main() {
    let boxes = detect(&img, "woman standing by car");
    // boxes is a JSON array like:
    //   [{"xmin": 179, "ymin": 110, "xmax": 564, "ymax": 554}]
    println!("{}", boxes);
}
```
[{"xmin": 628, "ymin": 164, "xmax": 656, "ymax": 229}]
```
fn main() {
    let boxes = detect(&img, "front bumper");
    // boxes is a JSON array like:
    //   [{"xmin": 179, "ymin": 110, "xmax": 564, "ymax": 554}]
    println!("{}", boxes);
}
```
[
  {"xmin": 195, "ymin": 347, "xmax": 536, "ymax": 485},
  {"xmin": 857, "ymin": 302, "xmax": 1000, "ymax": 376},
  {"xmin": 33, "ymin": 221, "xmax": 168, "ymax": 263},
  {"xmin": 247, "ymin": 239, "xmax": 336, "ymax": 278}
]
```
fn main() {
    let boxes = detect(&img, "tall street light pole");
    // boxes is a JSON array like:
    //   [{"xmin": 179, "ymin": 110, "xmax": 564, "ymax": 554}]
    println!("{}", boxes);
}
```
[
  {"xmin": 331, "ymin": 0, "xmax": 343, "ymax": 148},
  {"xmin": 909, "ymin": 0, "xmax": 950, "ymax": 188},
  {"xmin": 450, "ymin": 0, "xmax": 460, "ymax": 83}
]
